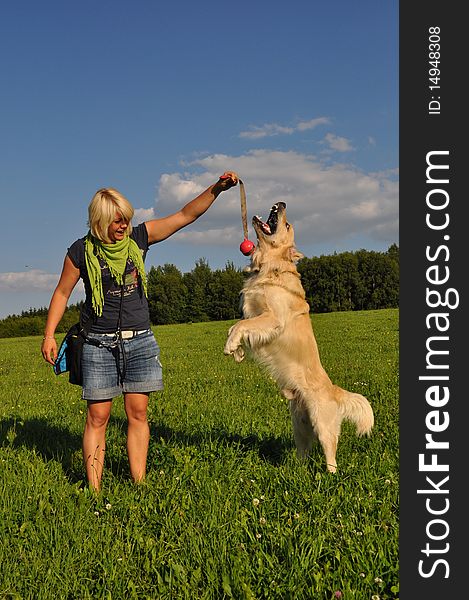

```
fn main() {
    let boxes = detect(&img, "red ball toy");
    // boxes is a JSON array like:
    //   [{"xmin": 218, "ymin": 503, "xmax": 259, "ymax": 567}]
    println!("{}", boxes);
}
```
[{"xmin": 240, "ymin": 238, "xmax": 255, "ymax": 256}]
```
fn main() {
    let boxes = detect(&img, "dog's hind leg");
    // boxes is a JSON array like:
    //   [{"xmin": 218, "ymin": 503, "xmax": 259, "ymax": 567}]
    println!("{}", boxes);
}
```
[
  {"xmin": 313, "ymin": 400, "xmax": 342, "ymax": 473},
  {"xmin": 286, "ymin": 391, "xmax": 316, "ymax": 460}
]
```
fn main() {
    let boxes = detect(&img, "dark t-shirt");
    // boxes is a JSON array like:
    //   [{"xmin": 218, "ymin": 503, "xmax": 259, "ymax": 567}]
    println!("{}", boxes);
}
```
[{"xmin": 68, "ymin": 223, "xmax": 151, "ymax": 333}]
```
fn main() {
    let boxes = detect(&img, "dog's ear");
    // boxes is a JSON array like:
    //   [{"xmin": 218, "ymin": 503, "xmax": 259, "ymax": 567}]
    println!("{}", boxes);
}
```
[{"xmin": 289, "ymin": 247, "xmax": 304, "ymax": 263}]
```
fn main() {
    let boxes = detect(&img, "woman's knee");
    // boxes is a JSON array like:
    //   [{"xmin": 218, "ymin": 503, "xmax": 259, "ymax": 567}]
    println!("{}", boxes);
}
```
[
  {"xmin": 125, "ymin": 394, "xmax": 149, "ymax": 424},
  {"xmin": 86, "ymin": 401, "xmax": 112, "ymax": 429},
  {"xmin": 127, "ymin": 407, "xmax": 148, "ymax": 425}
]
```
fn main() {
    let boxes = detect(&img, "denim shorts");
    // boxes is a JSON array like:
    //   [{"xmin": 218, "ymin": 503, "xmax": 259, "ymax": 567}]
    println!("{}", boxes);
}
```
[{"xmin": 81, "ymin": 329, "xmax": 163, "ymax": 401}]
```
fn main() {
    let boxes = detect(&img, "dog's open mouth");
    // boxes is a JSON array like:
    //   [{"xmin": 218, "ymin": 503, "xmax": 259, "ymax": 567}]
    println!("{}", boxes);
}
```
[{"xmin": 253, "ymin": 202, "xmax": 286, "ymax": 235}]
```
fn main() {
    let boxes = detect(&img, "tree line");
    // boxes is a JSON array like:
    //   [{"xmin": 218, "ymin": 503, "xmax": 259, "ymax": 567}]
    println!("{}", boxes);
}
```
[{"xmin": 0, "ymin": 245, "xmax": 399, "ymax": 338}]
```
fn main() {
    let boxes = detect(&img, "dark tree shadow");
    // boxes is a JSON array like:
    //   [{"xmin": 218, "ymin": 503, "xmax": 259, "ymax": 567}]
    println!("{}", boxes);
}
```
[
  {"xmin": 0, "ymin": 415, "xmax": 292, "ymax": 486},
  {"xmin": 0, "ymin": 417, "xmax": 83, "ymax": 482},
  {"xmin": 146, "ymin": 421, "xmax": 291, "ymax": 466},
  {"xmin": 0, "ymin": 415, "xmax": 139, "ymax": 484}
]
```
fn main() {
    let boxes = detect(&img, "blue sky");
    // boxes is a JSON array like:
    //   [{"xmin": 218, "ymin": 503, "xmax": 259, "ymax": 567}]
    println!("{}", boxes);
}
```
[{"xmin": 0, "ymin": 0, "xmax": 398, "ymax": 318}]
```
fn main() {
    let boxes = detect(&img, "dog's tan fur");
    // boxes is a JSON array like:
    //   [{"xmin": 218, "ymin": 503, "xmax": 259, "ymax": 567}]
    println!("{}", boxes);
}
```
[{"xmin": 224, "ymin": 203, "xmax": 374, "ymax": 472}]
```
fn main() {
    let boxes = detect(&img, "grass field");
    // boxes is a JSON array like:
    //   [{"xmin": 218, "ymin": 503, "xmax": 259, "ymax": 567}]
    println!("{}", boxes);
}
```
[{"xmin": 0, "ymin": 309, "xmax": 399, "ymax": 600}]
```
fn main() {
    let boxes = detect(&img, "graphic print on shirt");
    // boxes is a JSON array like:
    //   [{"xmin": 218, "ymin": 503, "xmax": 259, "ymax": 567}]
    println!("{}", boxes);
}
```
[{"xmin": 101, "ymin": 259, "xmax": 141, "ymax": 299}]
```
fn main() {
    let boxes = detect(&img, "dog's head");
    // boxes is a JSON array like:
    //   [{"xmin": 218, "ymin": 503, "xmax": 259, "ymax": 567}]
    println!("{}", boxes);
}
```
[{"xmin": 249, "ymin": 202, "xmax": 303, "ymax": 269}]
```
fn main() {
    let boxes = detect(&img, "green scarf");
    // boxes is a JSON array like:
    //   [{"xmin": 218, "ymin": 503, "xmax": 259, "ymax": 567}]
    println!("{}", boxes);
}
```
[{"xmin": 84, "ymin": 232, "xmax": 148, "ymax": 316}]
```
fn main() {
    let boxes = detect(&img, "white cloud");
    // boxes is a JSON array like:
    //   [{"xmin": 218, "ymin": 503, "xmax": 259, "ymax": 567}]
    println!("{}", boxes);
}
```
[
  {"xmin": 177, "ymin": 226, "xmax": 240, "ymax": 245},
  {"xmin": 239, "ymin": 117, "xmax": 330, "ymax": 139},
  {"xmin": 159, "ymin": 173, "xmax": 205, "ymax": 204},
  {"xmin": 240, "ymin": 124, "xmax": 294, "ymax": 139},
  {"xmin": 135, "ymin": 149, "xmax": 398, "ymax": 251},
  {"xmin": 0, "ymin": 270, "xmax": 59, "ymax": 292},
  {"xmin": 323, "ymin": 133, "xmax": 354, "ymax": 152},
  {"xmin": 297, "ymin": 118, "xmax": 331, "ymax": 131},
  {"xmin": 134, "ymin": 207, "xmax": 155, "ymax": 224},
  {"xmin": 0, "ymin": 270, "xmax": 85, "ymax": 316}
]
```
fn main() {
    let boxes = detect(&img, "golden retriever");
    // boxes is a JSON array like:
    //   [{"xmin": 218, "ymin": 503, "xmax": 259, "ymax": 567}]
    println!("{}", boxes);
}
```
[{"xmin": 224, "ymin": 202, "xmax": 374, "ymax": 472}]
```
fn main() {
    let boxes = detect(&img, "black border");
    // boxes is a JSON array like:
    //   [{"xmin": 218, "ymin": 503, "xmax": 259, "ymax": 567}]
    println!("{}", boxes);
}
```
[{"xmin": 400, "ymin": 2, "xmax": 466, "ymax": 597}]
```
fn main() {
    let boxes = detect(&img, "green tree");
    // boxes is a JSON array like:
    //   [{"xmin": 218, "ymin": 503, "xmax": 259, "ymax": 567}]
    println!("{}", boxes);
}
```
[
  {"xmin": 183, "ymin": 259, "xmax": 213, "ymax": 322},
  {"xmin": 336, "ymin": 252, "xmax": 359, "ymax": 311},
  {"xmin": 299, "ymin": 246, "xmax": 399, "ymax": 313},
  {"xmin": 0, "ymin": 303, "xmax": 82, "ymax": 338},
  {"xmin": 299, "ymin": 255, "xmax": 337, "ymax": 313},
  {"xmin": 208, "ymin": 262, "xmax": 245, "ymax": 321},
  {"xmin": 147, "ymin": 264, "xmax": 188, "ymax": 325},
  {"xmin": 387, "ymin": 243, "xmax": 400, "ymax": 266},
  {"xmin": 355, "ymin": 249, "xmax": 399, "ymax": 310}
]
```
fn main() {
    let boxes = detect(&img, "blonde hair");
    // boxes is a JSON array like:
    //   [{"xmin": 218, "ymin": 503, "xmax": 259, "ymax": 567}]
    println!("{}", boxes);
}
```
[{"xmin": 88, "ymin": 187, "xmax": 134, "ymax": 243}]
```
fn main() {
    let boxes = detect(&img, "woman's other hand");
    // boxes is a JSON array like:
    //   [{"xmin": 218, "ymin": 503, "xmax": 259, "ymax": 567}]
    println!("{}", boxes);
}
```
[{"xmin": 42, "ymin": 337, "xmax": 57, "ymax": 365}]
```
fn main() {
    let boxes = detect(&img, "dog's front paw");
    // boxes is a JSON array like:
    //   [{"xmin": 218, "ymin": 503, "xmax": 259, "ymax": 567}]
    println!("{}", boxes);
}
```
[
  {"xmin": 224, "ymin": 336, "xmax": 245, "ymax": 362},
  {"xmin": 224, "ymin": 345, "xmax": 245, "ymax": 362},
  {"xmin": 233, "ymin": 346, "xmax": 245, "ymax": 363}
]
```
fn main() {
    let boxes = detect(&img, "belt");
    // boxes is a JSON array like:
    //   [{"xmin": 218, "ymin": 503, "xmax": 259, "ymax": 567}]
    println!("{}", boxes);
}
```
[{"xmin": 99, "ymin": 329, "xmax": 150, "ymax": 339}]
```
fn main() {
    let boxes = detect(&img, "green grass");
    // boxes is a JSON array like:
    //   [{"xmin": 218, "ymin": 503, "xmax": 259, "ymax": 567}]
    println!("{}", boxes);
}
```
[{"xmin": 0, "ymin": 309, "xmax": 399, "ymax": 600}]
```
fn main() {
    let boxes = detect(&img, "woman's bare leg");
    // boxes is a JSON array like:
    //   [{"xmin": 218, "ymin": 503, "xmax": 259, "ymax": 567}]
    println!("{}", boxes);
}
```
[
  {"xmin": 82, "ymin": 400, "xmax": 112, "ymax": 492},
  {"xmin": 124, "ymin": 393, "xmax": 150, "ymax": 483}
]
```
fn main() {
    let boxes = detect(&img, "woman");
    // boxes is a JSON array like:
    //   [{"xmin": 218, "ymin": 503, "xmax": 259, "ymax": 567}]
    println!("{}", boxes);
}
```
[{"xmin": 41, "ymin": 171, "xmax": 239, "ymax": 491}]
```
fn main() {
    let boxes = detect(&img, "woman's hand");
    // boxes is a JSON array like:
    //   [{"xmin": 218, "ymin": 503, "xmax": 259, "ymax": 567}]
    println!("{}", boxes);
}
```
[
  {"xmin": 41, "ymin": 337, "xmax": 58, "ymax": 365},
  {"xmin": 215, "ymin": 171, "xmax": 239, "ymax": 192},
  {"xmin": 40, "ymin": 254, "xmax": 80, "ymax": 366}
]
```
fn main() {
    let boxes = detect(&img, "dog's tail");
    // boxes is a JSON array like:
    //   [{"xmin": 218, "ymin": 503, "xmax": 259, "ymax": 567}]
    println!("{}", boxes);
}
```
[{"xmin": 335, "ymin": 386, "xmax": 374, "ymax": 436}]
